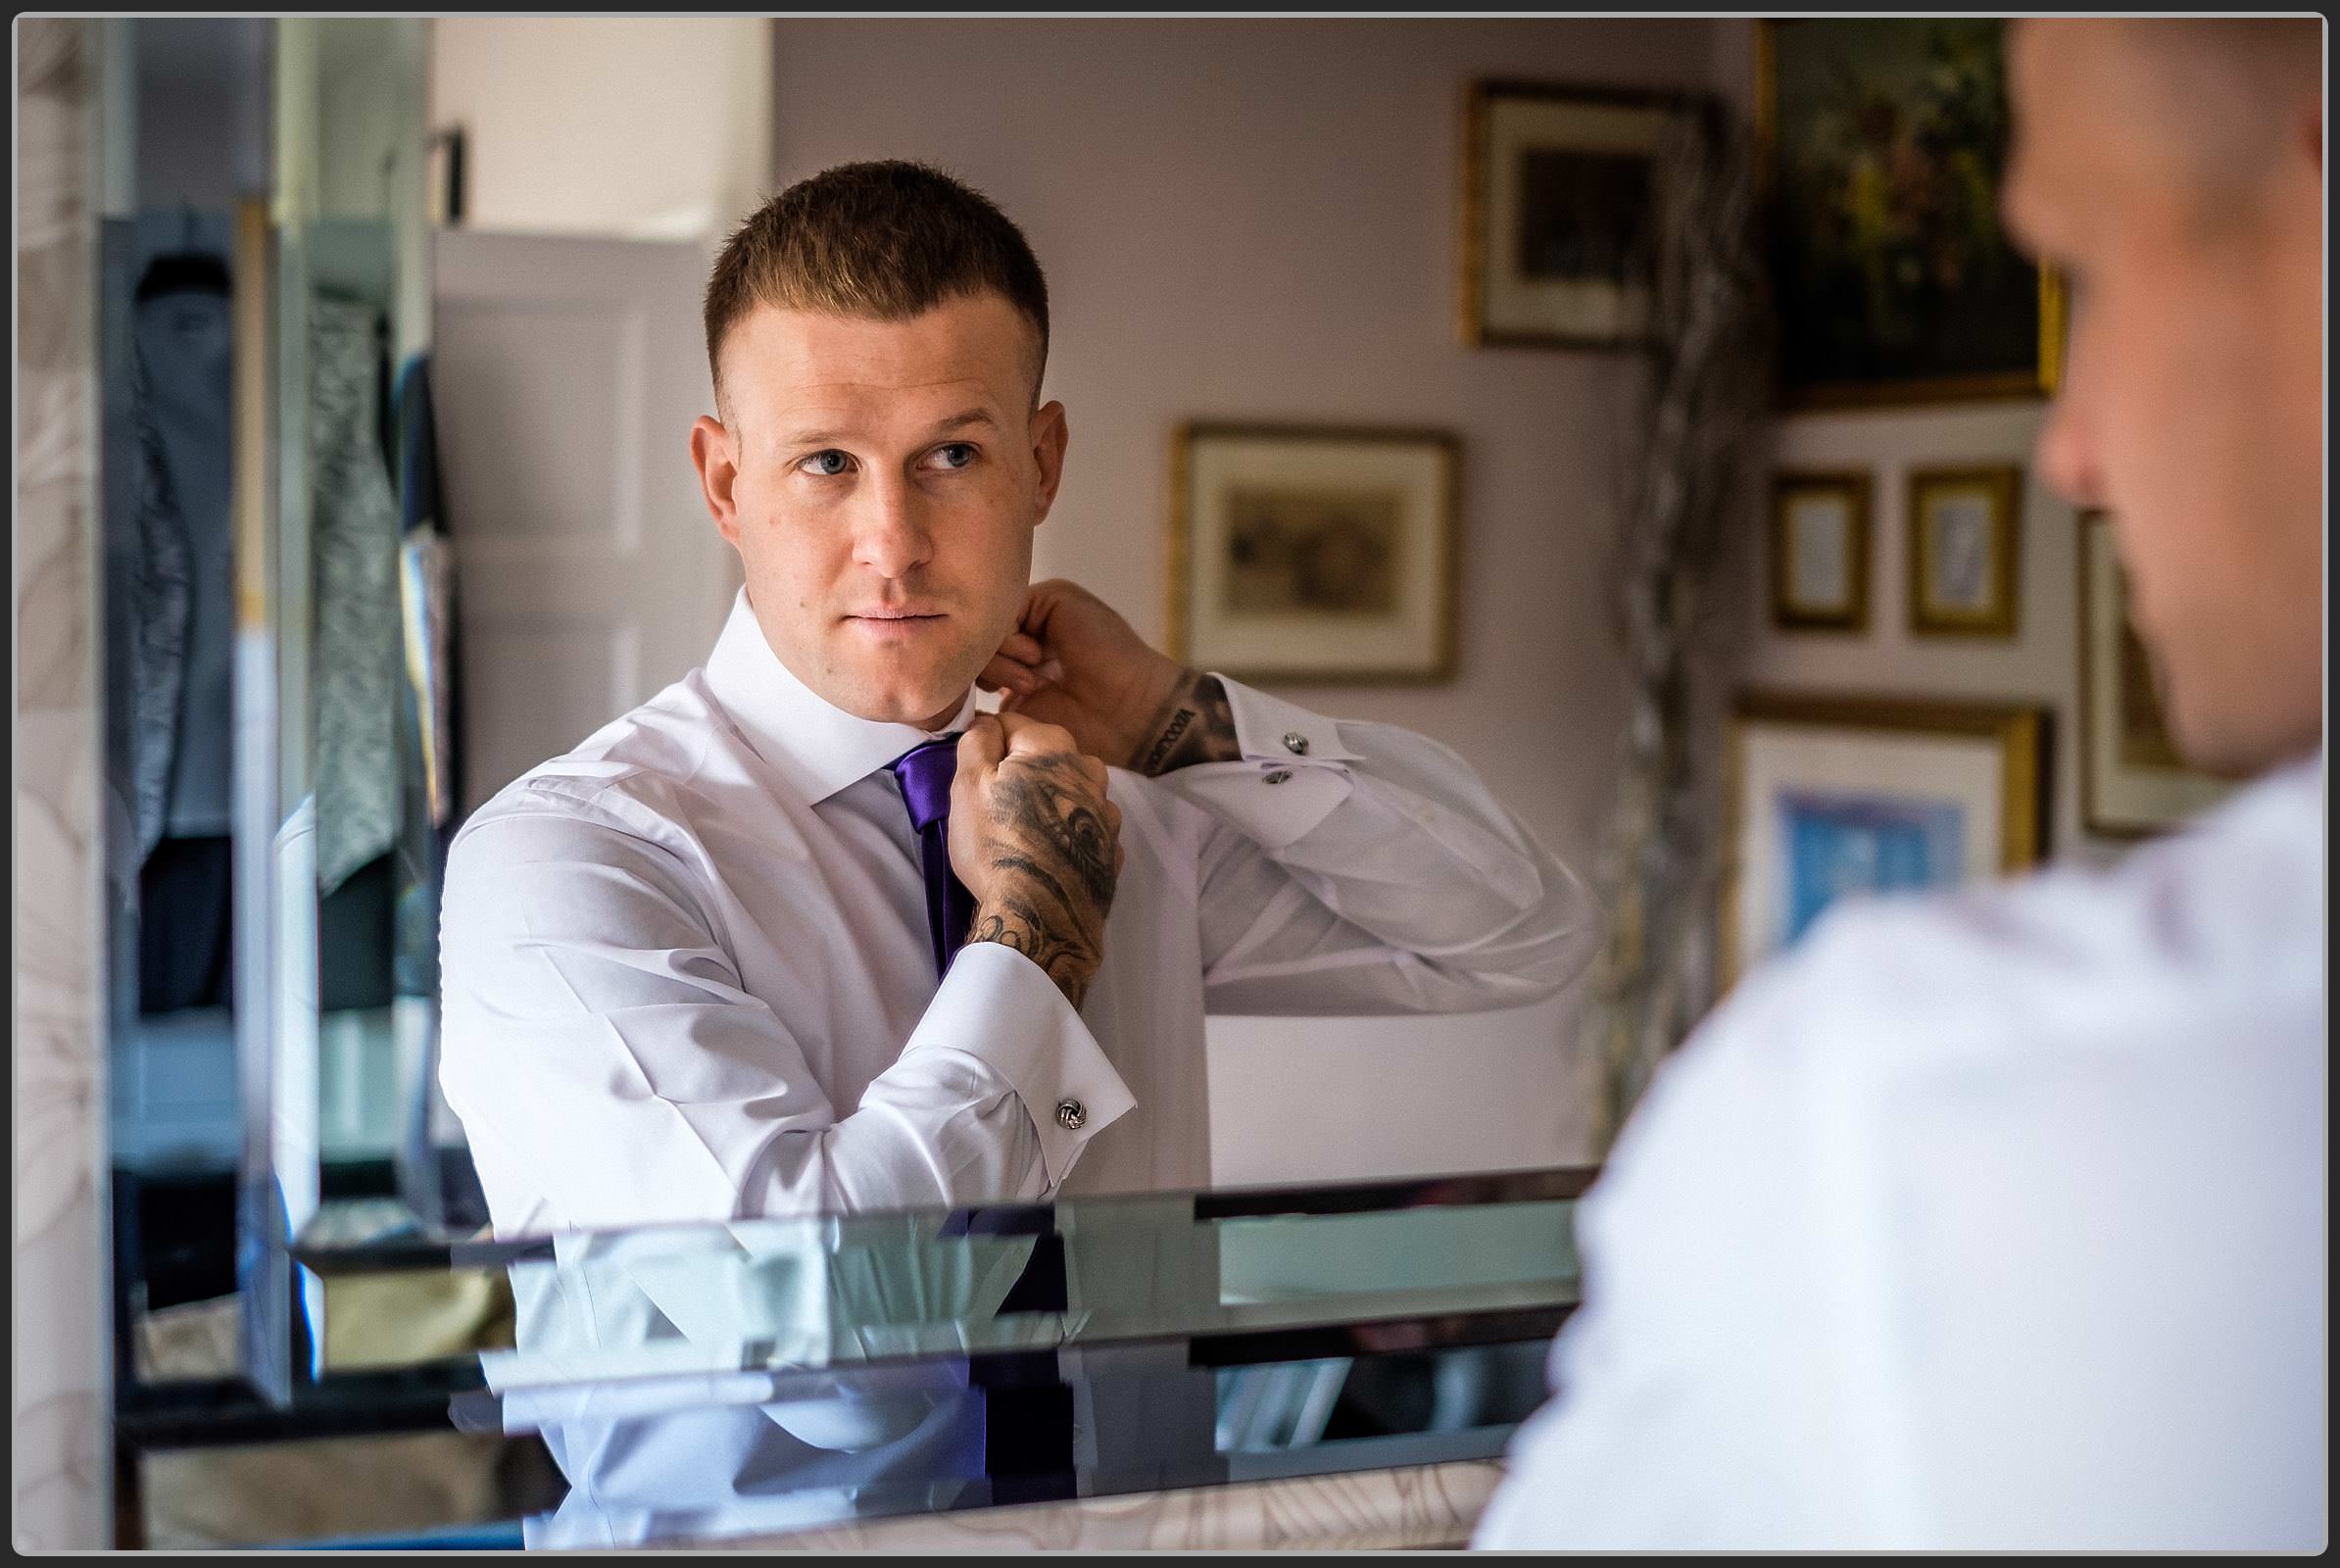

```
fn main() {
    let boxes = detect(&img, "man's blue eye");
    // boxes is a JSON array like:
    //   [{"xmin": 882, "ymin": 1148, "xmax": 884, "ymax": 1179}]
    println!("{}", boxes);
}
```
[
  {"xmin": 934, "ymin": 444, "xmax": 975, "ymax": 469},
  {"xmin": 804, "ymin": 450, "xmax": 850, "ymax": 477}
]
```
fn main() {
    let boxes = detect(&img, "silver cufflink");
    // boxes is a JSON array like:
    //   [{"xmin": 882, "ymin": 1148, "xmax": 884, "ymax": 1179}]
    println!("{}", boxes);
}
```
[
  {"xmin": 1056, "ymin": 1099, "xmax": 1087, "ymax": 1130},
  {"xmin": 1263, "ymin": 769, "xmax": 1292, "ymax": 786},
  {"xmin": 1283, "ymin": 732, "xmax": 1309, "ymax": 756}
]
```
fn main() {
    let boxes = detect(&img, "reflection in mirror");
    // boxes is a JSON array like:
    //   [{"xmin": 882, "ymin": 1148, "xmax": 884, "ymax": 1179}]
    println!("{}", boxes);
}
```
[
  {"xmin": 98, "ymin": 16, "xmax": 444, "ymax": 1413},
  {"xmin": 189, "ymin": 1176, "xmax": 1573, "ymax": 1548},
  {"xmin": 294, "ymin": 1172, "xmax": 1586, "ymax": 1386},
  {"xmin": 102, "ymin": 21, "xmax": 1624, "ymax": 1543},
  {"xmin": 264, "ymin": 18, "xmax": 462, "ymax": 1262},
  {"xmin": 100, "ymin": 16, "xmax": 272, "ymax": 1393}
]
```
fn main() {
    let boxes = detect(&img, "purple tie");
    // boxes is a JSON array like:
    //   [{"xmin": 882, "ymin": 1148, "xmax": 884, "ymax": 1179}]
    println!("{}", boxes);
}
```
[{"xmin": 888, "ymin": 736, "xmax": 977, "ymax": 980}]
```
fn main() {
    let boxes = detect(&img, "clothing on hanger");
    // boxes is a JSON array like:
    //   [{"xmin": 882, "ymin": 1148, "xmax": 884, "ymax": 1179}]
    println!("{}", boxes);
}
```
[
  {"xmin": 310, "ymin": 290, "xmax": 404, "ymax": 896},
  {"xmin": 123, "ymin": 241, "xmax": 238, "ymax": 859}
]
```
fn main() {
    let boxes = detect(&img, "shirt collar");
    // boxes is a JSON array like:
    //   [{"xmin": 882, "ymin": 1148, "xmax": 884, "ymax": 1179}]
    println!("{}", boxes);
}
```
[{"xmin": 703, "ymin": 588, "xmax": 977, "ymax": 806}]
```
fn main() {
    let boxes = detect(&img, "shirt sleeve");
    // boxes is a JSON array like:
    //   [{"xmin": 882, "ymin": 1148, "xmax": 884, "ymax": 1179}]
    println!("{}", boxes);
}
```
[
  {"xmin": 438, "ymin": 795, "xmax": 1133, "ymax": 1235},
  {"xmin": 1149, "ymin": 677, "xmax": 1602, "ymax": 1016}
]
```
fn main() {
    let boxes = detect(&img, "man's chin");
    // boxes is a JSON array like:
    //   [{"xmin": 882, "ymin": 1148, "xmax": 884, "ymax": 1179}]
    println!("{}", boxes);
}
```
[
  {"xmin": 2161, "ymin": 666, "xmax": 2314, "ymax": 781},
  {"xmin": 830, "ymin": 673, "xmax": 976, "ymax": 731}
]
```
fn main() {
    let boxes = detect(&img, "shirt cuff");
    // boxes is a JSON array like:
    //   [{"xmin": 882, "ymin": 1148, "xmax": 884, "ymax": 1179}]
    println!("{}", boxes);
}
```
[
  {"xmin": 906, "ymin": 940, "xmax": 1136, "ymax": 1193},
  {"xmin": 1216, "ymin": 676, "xmax": 1361, "ymax": 765},
  {"xmin": 1162, "ymin": 676, "xmax": 1358, "ymax": 851}
]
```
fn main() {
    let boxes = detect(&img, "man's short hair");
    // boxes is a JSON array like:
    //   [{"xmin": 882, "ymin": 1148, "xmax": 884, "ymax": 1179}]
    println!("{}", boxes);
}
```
[{"xmin": 704, "ymin": 160, "xmax": 1051, "ymax": 415}]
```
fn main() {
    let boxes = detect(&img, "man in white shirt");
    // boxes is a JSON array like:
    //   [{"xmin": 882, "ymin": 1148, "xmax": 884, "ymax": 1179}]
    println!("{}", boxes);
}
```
[
  {"xmin": 439, "ymin": 160, "xmax": 1597, "ymax": 1238},
  {"xmin": 1477, "ymin": 20, "xmax": 2323, "ymax": 1551}
]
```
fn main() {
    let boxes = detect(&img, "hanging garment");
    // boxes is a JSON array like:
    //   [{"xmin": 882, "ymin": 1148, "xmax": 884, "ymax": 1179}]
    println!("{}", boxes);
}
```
[
  {"xmin": 309, "ymin": 293, "xmax": 404, "ymax": 895},
  {"xmin": 394, "ymin": 352, "xmax": 458, "ymax": 835},
  {"xmin": 123, "ymin": 249, "xmax": 236, "ymax": 862}
]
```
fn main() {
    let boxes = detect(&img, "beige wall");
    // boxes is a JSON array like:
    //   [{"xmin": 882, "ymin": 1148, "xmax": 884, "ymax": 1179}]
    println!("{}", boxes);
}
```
[
  {"xmin": 771, "ymin": 18, "xmax": 1732, "ymax": 1179},
  {"xmin": 17, "ymin": 18, "xmax": 111, "ymax": 1548},
  {"xmin": 430, "ymin": 18, "xmax": 771, "ymax": 241}
]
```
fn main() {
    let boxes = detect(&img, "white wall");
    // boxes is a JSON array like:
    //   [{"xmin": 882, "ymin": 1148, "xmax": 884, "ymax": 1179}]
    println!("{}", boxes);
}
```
[
  {"xmin": 770, "ymin": 19, "xmax": 1734, "ymax": 1183},
  {"xmin": 429, "ymin": 19, "xmax": 772, "ymax": 242}
]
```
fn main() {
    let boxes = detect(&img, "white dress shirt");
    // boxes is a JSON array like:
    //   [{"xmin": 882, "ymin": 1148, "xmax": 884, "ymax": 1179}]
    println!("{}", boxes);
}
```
[
  {"xmin": 1475, "ymin": 753, "xmax": 2325, "ymax": 1551},
  {"xmin": 440, "ymin": 589, "xmax": 1595, "ymax": 1238}
]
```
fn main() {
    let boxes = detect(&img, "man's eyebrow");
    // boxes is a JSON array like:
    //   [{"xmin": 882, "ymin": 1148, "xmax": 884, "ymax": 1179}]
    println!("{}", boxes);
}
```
[
  {"xmin": 777, "ymin": 424, "xmax": 850, "ymax": 449},
  {"xmin": 776, "ymin": 410, "xmax": 1000, "ymax": 448}
]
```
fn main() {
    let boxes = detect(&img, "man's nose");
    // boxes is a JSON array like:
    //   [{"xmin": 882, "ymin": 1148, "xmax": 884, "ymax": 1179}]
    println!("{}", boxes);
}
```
[
  {"xmin": 2035, "ymin": 383, "xmax": 2105, "ymax": 513},
  {"xmin": 850, "ymin": 475, "xmax": 934, "ymax": 579}
]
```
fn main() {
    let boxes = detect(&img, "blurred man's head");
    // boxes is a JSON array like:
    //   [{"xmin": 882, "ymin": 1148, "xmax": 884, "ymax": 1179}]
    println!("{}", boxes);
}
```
[
  {"xmin": 2004, "ymin": 20, "xmax": 2323, "ymax": 776},
  {"xmin": 690, "ymin": 161, "xmax": 1065, "ymax": 730}
]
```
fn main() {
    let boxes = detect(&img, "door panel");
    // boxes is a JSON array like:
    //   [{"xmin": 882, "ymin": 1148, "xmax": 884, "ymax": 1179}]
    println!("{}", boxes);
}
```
[{"xmin": 431, "ymin": 230, "xmax": 738, "ymax": 817}]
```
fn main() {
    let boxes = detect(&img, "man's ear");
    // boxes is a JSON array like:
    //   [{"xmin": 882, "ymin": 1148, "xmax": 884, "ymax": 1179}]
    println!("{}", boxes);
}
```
[
  {"xmin": 1029, "ymin": 400, "xmax": 1070, "ymax": 527},
  {"xmin": 692, "ymin": 414, "xmax": 743, "ymax": 548}
]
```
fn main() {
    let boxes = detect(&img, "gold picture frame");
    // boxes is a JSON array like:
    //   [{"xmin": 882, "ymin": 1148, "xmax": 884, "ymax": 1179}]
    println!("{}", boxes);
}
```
[
  {"xmin": 2076, "ymin": 510, "xmax": 2242, "ymax": 839},
  {"xmin": 1456, "ymin": 77, "xmax": 1693, "ymax": 351},
  {"xmin": 1907, "ymin": 465, "xmax": 2023, "ymax": 638},
  {"xmin": 1755, "ymin": 19, "xmax": 2067, "ymax": 410},
  {"xmin": 1769, "ymin": 470, "xmax": 1874, "ymax": 632},
  {"xmin": 1166, "ymin": 421, "xmax": 1462, "ymax": 684},
  {"xmin": 1719, "ymin": 691, "xmax": 2049, "ymax": 989}
]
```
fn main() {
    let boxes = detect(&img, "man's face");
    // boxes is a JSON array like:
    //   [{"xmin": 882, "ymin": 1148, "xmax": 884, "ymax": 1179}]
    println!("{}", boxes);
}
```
[
  {"xmin": 2002, "ymin": 21, "xmax": 2323, "ymax": 775},
  {"xmin": 692, "ymin": 291, "xmax": 1065, "ymax": 730}
]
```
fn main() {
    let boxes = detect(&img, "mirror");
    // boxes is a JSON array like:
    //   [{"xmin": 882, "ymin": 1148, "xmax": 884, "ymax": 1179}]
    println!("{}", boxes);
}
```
[
  {"xmin": 102, "ymin": 18, "xmax": 1627, "ymax": 1415},
  {"xmin": 98, "ymin": 15, "xmax": 272, "ymax": 1396},
  {"xmin": 81, "ymin": 17, "xmax": 1774, "ymax": 1552},
  {"xmin": 125, "ymin": 1172, "xmax": 1582, "ymax": 1547},
  {"xmin": 97, "ymin": 16, "xmax": 440, "ymax": 1407},
  {"xmin": 258, "ymin": 16, "xmax": 458, "ymax": 1254}
]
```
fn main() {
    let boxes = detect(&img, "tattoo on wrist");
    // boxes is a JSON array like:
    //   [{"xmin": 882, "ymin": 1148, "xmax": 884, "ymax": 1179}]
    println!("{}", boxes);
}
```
[
  {"xmin": 970, "ymin": 904, "xmax": 1097, "ymax": 1009},
  {"xmin": 1137, "ymin": 673, "xmax": 1241, "ymax": 775}
]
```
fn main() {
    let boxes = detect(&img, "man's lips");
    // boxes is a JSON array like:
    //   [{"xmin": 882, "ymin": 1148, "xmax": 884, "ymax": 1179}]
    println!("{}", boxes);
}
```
[{"xmin": 843, "ymin": 608, "xmax": 951, "ymax": 638}]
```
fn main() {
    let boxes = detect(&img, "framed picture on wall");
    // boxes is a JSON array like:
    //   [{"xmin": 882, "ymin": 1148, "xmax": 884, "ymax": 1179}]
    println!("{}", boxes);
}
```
[
  {"xmin": 1457, "ymin": 78, "xmax": 1686, "ymax": 350},
  {"xmin": 2078, "ymin": 510, "xmax": 2241, "ymax": 837},
  {"xmin": 1721, "ymin": 691, "xmax": 2048, "ymax": 987},
  {"xmin": 1167, "ymin": 422, "xmax": 1460, "ymax": 683},
  {"xmin": 1756, "ymin": 18, "xmax": 2066, "ymax": 409},
  {"xmin": 1907, "ymin": 465, "xmax": 2023, "ymax": 638},
  {"xmin": 1770, "ymin": 470, "xmax": 1873, "ymax": 631}
]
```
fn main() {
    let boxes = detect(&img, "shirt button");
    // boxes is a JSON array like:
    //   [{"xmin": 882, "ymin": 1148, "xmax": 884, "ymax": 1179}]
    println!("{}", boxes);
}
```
[
  {"xmin": 1055, "ymin": 1099, "xmax": 1087, "ymax": 1131},
  {"xmin": 1283, "ymin": 732, "xmax": 1310, "ymax": 756},
  {"xmin": 1263, "ymin": 769, "xmax": 1292, "ymax": 786}
]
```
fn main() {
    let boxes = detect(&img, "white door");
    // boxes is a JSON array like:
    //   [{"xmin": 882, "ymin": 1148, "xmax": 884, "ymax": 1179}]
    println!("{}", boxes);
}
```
[{"xmin": 432, "ymin": 230, "xmax": 741, "ymax": 816}]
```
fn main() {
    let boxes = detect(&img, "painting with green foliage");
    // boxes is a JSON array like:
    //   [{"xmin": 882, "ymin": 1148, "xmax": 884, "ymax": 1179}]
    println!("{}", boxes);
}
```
[{"xmin": 1765, "ymin": 19, "xmax": 2047, "ymax": 400}]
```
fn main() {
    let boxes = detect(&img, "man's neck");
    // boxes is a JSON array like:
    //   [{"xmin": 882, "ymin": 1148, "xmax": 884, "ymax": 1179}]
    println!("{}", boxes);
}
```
[{"xmin": 914, "ymin": 691, "xmax": 974, "ymax": 735}]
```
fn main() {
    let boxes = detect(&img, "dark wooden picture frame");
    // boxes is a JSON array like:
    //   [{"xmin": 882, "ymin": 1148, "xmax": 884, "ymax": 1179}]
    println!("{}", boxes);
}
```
[{"xmin": 1457, "ymin": 78, "xmax": 1692, "ymax": 352}]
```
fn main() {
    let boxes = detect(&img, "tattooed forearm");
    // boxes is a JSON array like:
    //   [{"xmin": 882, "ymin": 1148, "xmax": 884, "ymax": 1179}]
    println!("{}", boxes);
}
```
[
  {"xmin": 1136, "ymin": 671, "xmax": 1241, "ymax": 775},
  {"xmin": 966, "ymin": 751, "xmax": 1123, "ymax": 1009}
]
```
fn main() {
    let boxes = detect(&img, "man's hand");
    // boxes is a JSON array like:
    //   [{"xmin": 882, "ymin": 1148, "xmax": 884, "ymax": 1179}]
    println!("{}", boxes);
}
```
[
  {"xmin": 980, "ymin": 579, "xmax": 1241, "ymax": 775},
  {"xmin": 949, "ymin": 712, "xmax": 1124, "ymax": 1009}
]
